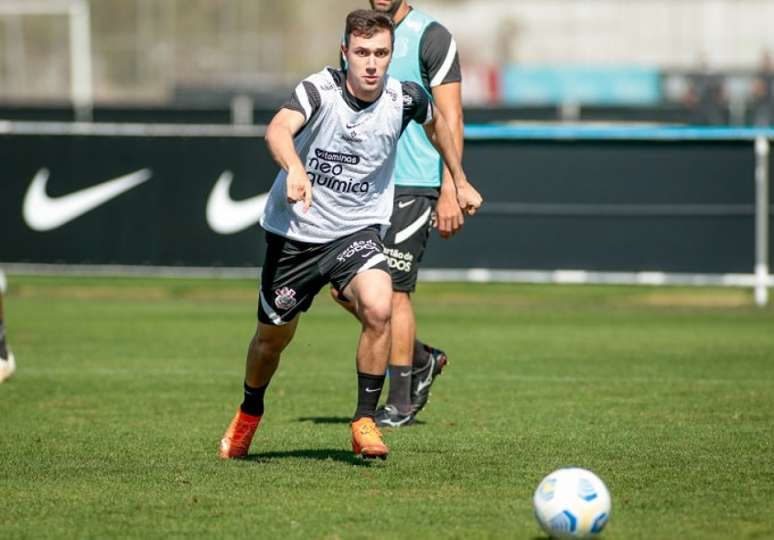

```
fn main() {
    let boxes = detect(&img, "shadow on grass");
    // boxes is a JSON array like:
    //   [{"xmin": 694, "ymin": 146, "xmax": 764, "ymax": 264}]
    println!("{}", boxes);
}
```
[
  {"xmin": 244, "ymin": 448, "xmax": 374, "ymax": 467},
  {"xmin": 296, "ymin": 416, "xmax": 426, "ymax": 426},
  {"xmin": 296, "ymin": 416, "xmax": 351, "ymax": 424}
]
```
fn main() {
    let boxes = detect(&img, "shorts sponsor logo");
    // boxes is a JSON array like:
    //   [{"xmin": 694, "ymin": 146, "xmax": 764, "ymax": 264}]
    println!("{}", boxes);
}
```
[
  {"xmin": 337, "ymin": 239, "xmax": 381, "ymax": 262},
  {"xmin": 402, "ymin": 93, "xmax": 414, "ymax": 107},
  {"xmin": 384, "ymin": 247, "xmax": 414, "ymax": 272},
  {"xmin": 307, "ymin": 151, "xmax": 369, "ymax": 194},
  {"xmin": 274, "ymin": 287, "xmax": 298, "ymax": 310}
]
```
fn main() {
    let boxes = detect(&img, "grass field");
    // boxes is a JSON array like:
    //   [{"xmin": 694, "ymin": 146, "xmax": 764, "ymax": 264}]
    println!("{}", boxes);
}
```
[{"xmin": 1, "ymin": 275, "xmax": 773, "ymax": 539}]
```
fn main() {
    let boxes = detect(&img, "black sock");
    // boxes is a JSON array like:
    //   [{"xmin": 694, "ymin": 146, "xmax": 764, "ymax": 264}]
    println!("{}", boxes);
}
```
[
  {"xmin": 0, "ymin": 320, "xmax": 6, "ymax": 358},
  {"xmin": 386, "ymin": 365, "xmax": 412, "ymax": 414},
  {"xmin": 412, "ymin": 339, "xmax": 431, "ymax": 370},
  {"xmin": 240, "ymin": 382, "xmax": 268, "ymax": 417},
  {"xmin": 354, "ymin": 371, "xmax": 385, "ymax": 420}
]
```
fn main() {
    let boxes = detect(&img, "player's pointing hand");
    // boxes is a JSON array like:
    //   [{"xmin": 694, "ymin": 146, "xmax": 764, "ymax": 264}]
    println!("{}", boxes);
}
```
[{"xmin": 286, "ymin": 165, "xmax": 313, "ymax": 212}]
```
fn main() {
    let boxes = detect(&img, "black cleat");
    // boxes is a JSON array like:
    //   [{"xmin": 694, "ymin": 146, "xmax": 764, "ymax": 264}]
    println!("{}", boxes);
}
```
[
  {"xmin": 374, "ymin": 404, "xmax": 416, "ymax": 428},
  {"xmin": 411, "ymin": 346, "xmax": 448, "ymax": 414}
]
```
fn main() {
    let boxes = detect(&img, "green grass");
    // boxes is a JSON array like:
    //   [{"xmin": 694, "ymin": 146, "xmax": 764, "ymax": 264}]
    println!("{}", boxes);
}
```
[{"xmin": 1, "ymin": 276, "xmax": 773, "ymax": 539}]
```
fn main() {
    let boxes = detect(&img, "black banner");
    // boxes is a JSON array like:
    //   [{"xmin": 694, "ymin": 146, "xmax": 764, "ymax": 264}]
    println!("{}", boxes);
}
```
[
  {"xmin": 1, "ymin": 133, "xmax": 273, "ymax": 267},
  {"xmin": 1, "ymin": 131, "xmax": 771, "ymax": 273}
]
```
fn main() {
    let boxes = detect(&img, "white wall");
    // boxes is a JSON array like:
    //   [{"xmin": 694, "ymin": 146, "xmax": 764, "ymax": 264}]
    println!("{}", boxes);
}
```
[{"xmin": 420, "ymin": 0, "xmax": 774, "ymax": 69}]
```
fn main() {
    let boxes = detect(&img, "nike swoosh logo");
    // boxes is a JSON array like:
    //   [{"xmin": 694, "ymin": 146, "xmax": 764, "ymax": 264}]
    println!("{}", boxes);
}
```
[
  {"xmin": 415, "ymin": 356, "xmax": 435, "ymax": 394},
  {"xmin": 382, "ymin": 414, "xmax": 413, "ymax": 427},
  {"xmin": 206, "ymin": 171, "xmax": 269, "ymax": 234},
  {"xmin": 23, "ymin": 168, "xmax": 152, "ymax": 232},
  {"xmin": 346, "ymin": 122, "xmax": 362, "ymax": 129},
  {"xmin": 399, "ymin": 371, "xmax": 411, "ymax": 378},
  {"xmin": 365, "ymin": 387, "xmax": 382, "ymax": 393},
  {"xmin": 394, "ymin": 207, "xmax": 432, "ymax": 244},
  {"xmin": 397, "ymin": 199, "xmax": 416, "ymax": 209}
]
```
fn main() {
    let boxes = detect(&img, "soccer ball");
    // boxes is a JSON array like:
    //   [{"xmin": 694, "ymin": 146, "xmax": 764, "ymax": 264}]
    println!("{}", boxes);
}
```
[{"xmin": 533, "ymin": 468, "xmax": 611, "ymax": 539}]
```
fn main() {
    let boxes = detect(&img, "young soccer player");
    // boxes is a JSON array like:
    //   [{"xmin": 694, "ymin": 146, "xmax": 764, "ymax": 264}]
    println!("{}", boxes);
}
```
[{"xmin": 218, "ymin": 9, "xmax": 482, "ymax": 460}]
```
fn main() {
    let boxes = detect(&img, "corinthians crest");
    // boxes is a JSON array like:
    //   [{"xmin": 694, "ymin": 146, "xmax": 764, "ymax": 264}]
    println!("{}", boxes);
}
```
[{"xmin": 274, "ymin": 287, "xmax": 297, "ymax": 310}]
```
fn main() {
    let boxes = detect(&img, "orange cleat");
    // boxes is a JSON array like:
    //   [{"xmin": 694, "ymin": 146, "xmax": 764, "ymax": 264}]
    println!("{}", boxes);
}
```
[
  {"xmin": 219, "ymin": 409, "xmax": 262, "ymax": 459},
  {"xmin": 351, "ymin": 416, "xmax": 389, "ymax": 460}
]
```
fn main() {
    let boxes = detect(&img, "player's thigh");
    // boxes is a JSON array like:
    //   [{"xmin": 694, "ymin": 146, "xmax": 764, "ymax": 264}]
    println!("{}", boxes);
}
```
[
  {"xmin": 322, "ymin": 227, "xmax": 392, "ymax": 322},
  {"xmin": 382, "ymin": 193, "xmax": 435, "ymax": 293}
]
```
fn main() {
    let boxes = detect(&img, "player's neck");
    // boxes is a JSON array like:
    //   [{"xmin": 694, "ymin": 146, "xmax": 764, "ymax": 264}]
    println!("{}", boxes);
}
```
[
  {"xmin": 393, "ymin": 3, "xmax": 411, "ymax": 25},
  {"xmin": 345, "ymin": 77, "xmax": 382, "ymax": 103}
]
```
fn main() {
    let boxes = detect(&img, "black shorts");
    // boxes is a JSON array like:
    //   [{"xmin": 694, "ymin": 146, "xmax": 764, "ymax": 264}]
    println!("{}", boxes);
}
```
[
  {"xmin": 258, "ymin": 227, "xmax": 390, "ymax": 325},
  {"xmin": 382, "ymin": 189, "xmax": 437, "ymax": 293}
]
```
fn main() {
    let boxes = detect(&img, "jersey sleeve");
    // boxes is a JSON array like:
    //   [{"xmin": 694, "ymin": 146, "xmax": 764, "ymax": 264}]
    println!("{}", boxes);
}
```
[
  {"xmin": 401, "ymin": 81, "xmax": 433, "ymax": 132},
  {"xmin": 420, "ymin": 22, "xmax": 462, "ymax": 88},
  {"xmin": 282, "ymin": 80, "xmax": 322, "ymax": 124}
]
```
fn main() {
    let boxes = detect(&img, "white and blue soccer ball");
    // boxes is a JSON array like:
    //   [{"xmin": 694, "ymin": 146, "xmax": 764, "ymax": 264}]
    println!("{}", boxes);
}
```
[{"xmin": 533, "ymin": 468, "xmax": 611, "ymax": 539}]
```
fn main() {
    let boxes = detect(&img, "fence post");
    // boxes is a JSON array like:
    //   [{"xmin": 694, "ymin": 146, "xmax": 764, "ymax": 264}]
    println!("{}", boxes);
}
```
[{"xmin": 755, "ymin": 136, "xmax": 770, "ymax": 307}]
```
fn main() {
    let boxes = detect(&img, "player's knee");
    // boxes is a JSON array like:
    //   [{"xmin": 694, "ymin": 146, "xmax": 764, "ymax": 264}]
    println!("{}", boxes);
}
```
[
  {"xmin": 359, "ymin": 299, "xmax": 392, "ymax": 334},
  {"xmin": 253, "ymin": 330, "xmax": 290, "ymax": 357}
]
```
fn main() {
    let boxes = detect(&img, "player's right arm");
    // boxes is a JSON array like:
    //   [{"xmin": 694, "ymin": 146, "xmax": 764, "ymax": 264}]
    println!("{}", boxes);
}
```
[
  {"xmin": 265, "ymin": 109, "xmax": 311, "ymax": 211},
  {"xmin": 266, "ymin": 78, "xmax": 323, "ymax": 211}
]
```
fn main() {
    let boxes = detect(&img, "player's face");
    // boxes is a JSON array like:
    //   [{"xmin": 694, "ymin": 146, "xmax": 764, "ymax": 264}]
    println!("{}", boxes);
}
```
[
  {"xmin": 369, "ymin": 0, "xmax": 403, "ymax": 16},
  {"xmin": 343, "ymin": 30, "xmax": 393, "ymax": 99}
]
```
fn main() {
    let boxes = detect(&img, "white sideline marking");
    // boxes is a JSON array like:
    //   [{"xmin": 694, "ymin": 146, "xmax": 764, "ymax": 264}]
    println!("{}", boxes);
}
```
[{"xmin": 1, "ymin": 263, "xmax": 772, "ymax": 288}]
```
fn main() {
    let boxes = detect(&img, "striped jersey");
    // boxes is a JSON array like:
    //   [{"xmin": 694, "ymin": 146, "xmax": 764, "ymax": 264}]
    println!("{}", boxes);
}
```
[{"xmin": 260, "ymin": 68, "xmax": 433, "ymax": 244}]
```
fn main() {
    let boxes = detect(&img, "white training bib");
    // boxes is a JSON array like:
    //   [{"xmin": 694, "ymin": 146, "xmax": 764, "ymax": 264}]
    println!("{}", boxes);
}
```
[{"xmin": 261, "ymin": 69, "xmax": 405, "ymax": 243}]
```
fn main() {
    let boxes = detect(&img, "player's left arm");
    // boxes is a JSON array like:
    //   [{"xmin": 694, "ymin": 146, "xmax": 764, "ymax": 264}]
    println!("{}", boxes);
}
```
[
  {"xmin": 422, "ymin": 108, "xmax": 482, "ymax": 216},
  {"xmin": 432, "ymin": 82, "xmax": 465, "ymax": 237},
  {"xmin": 402, "ymin": 81, "xmax": 482, "ymax": 215}
]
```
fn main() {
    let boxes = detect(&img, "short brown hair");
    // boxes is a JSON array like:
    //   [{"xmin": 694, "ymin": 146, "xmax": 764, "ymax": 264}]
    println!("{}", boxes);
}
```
[{"xmin": 344, "ymin": 9, "xmax": 394, "ymax": 47}]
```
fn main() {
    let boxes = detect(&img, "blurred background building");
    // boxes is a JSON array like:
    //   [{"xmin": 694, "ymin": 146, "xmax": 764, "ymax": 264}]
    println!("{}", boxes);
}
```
[{"xmin": 1, "ymin": 0, "xmax": 774, "ymax": 124}]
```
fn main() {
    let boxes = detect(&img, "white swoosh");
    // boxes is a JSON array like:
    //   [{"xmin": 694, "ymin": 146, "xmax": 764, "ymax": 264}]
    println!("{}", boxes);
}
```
[
  {"xmin": 23, "ymin": 168, "xmax": 152, "ymax": 232},
  {"xmin": 206, "ymin": 171, "xmax": 269, "ymax": 234},
  {"xmin": 397, "ymin": 199, "xmax": 416, "ymax": 209},
  {"xmin": 415, "ymin": 356, "xmax": 436, "ymax": 394},
  {"xmin": 394, "ymin": 207, "xmax": 432, "ymax": 244}
]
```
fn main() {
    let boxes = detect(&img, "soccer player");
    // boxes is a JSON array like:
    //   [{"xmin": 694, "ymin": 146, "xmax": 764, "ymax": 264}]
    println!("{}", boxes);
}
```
[
  {"xmin": 218, "ymin": 9, "xmax": 482, "ymax": 460},
  {"xmin": 334, "ymin": 0, "xmax": 472, "ymax": 427},
  {"xmin": 0, "ymin": 269, "xmax": 15, "ymax": 383}
]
